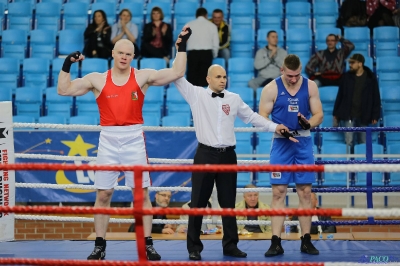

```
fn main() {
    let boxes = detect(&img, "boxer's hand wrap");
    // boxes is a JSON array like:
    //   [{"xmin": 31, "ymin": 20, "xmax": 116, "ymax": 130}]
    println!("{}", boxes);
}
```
[
  {"xmin": 62, "ymin": 51, "xmax": 81, "ymax": 73},
  {"xmin": 177, "ymin": 28, "xmax": 192, "ymax": 52},
  {"xmin": 280, "ymin": 129, "xmax": 294, "ymax": 139},
  {"xmin": 298, "ymin": 114, "xmax": 311, "ymax": 130}
]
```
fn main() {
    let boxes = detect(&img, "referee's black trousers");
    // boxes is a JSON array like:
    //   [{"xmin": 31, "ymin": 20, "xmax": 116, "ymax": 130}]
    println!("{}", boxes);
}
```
[{"xmin": 187, "ymin": 145, "xmax": 239, "ymax": 253}]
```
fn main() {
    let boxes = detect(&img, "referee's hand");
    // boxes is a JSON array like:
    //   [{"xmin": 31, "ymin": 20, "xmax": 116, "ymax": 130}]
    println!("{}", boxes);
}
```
[{"xmin": 276, "ymin": 124, "xmax": 298, "ymax": 143}]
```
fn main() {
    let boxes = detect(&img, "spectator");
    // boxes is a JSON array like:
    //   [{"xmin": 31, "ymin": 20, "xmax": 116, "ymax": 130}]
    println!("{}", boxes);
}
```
[
  {"xmin": 186, "ymin": 8, "xmax": 219, "ymax": 87},
  {"xmin": 83, "ymin": 10, "xmax": 112, "ymax": 59},
  {"xmin": 248, "ymin": 30, "xmax": 287, "ymax": 90},
  {"xmin": 366, "ymin": 0, "xmax": 396, "ymax": 30},
  {"xmin": 235, "ymin": 184, "xmax": 271, "ymax": 233},
  {"xmin": 336, "ymin": 0, "xmax": 367, "ymax": 28},
  {"xmin": 128, "ymin": 191, "xmax": 176, "ymax": 234},
  {"xmin": 141, "ymin": 6, "xmax": 173, "ymax": 61},
  {"xmin": 210, "ymin": 9, "xmax": 230, "ymax": 65},
  {"xmin": 332, "ymin": 53, "xmax": 380, "ymax": 152},
  {"xmin": 176, "ymin": 199, "xmax": 221, "ymax": 233},
  {"xmin": 306, "ymin": 34, "xmax": 354, "ymax": 87},
  {"xmin": 111, "ymin": 9, "xmax": 140, "ymax": 58},
  {"xmin": 290, "ymin": 192, "xmax": 337, "ymax": 234}
]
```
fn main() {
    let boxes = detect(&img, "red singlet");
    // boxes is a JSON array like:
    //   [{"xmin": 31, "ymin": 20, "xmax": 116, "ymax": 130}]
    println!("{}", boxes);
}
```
[{"xmin": 96, "ymin": 68, "xmax": 144, "ymax": 126}]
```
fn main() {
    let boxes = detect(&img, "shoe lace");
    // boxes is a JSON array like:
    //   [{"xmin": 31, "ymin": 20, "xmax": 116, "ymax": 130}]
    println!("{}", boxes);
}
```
[
  {"xmin": 91, "ymin": 246, "xmax": 103, "ymax": 255},
  {"xmin": 146, "ymin": 245, "xmax": 158, "ymax": 254}
]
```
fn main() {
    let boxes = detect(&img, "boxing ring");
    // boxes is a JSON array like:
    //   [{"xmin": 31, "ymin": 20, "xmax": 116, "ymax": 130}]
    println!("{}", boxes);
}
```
[{"xmin": 2, "ymin": 103, "xmax": 400, "ymax": 264}]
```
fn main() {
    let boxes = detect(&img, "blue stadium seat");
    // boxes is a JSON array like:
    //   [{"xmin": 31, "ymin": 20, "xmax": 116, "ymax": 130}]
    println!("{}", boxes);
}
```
[
  {"xmin": 373, "ymin": 26, "xmax": 400, "ymax": 58},
  {"xmin": 22, "ymin": 58, "xmax": 51, "ymax": 91},
  {"xmin": 314, "ymin": 27, "xmax": 341, "ymax": 51},
  {"xmin": 1, "ymin": 29, "xmax": 28, "ymax": 60},
  {"xmin": 313, "ymin": 2, "xmax": 338, "ymax": 30},
  {"xmin": 285, "ymin": 2, "xmax": 311, "ymax": 30},
  {"xmin": 227, "ymin": 57, "xmax": 254, "ymax": 88},
  {"xmin": 286, "ymin": 28, "xmax": 312, "ymax": 58},
  {"xmin": 38, "ymin": 115, "xmax": 67, "ymax": 125},
  {"xmin": 320, "ymin": 143, "xmax": 349, "ymax": 186},
  {"xmin": 143, "ymin": 102, "xmax": 162, "ymax": 124},
  {"xmin": 321, "ymin": 132, "xmax": 345, "ymax": 145},
  {"xmin": 174, "ymin": 2, "xmax": 199, "ymax": 30},
  {"xmin": 145, "ymin": 86, "xmax": 165, "ymax": 105},
  {"xmin": 353, "ymin": 144, "xmax": 384, "ymax": 186},
  {"xmin": 58, "ymin": 29, "xmax": 85, "ymax": 56},
  {"xmin": 91, "ymin": 3, "xmax": 117, "ymax": 25},
  {"xmin": 229, "ymin": 2, "xmax": 255, "ymax": 29},
  {"xmin": 257, "ymin": 28, "xmax": 284, "ymax": 50},
  {"xmin": 228, "ymin": 87, "xmax": 254, "ymax": 107},
  {"xmin": 0, "ymin": 58, "xmax": 20, "ymax": 94},
  {"xmin": 380, "ymin": 85, "xmax": 400, "ymax": 116},
  {"xmin": 383, "ymin": 114, "xmax": 400, "ymax": 145},
  {"xmin": 143, "ymin": 114, "xmax": 160, "ymax": 126},
  {"xmin": 256, "ymin": 173, "xmax": 271, "ymax": 187},
  {"xmin": 69, "ymin": 115, "xmax": 98, "ymax": 125},
  {"xmin": 75, "ymin": 93, "xmax": 100, "ymax": 120},
  {"xmin": 236, "ymin": 142, "xmax": 254, "ymax": 160},
  {"xmin": 344, "ymin": 27, "xmax": 370, "ymax": 57},
  {"xmin": 140, "ymin": 58, "xmax": 167, "ymax": 70},
  {"xmin": 35, "ymin": 2, "xmax": 61, "ymax": 31},
  {"xmin": 7, "ymin": 2, "xmax": 32, "ymax": 31},
  {"xmin": 0, "ymin": 87, "xmax": 12, "ymax": 101},
  {"xmin": 319, "ymin": 86, "xmax": 338, "ymax": 115},
  {"xmin": 236, "ymin": 132, "xmax": 253, "ymax": 146},
  {"xmin": 230, "ymin": 28, "xmax": 255, "ymax": 58},
  {"xmin": 52, "ymin": 58, "xmax": 79, "ymax": 87},
  {"xmin": 201, "ymin": 2, "xmax": 227, "ymax": 17},
  {"xmin": 63, "ymin": 2, "xmax": 89, "ymax": 30},
  {"xmin": 145, "ymin": 2, "xmax": 171, "ymax": 24},
  {"xmin": 161, "ymin": 115, "xmax": 191, "ymax": 127},
  {"xmin": 45, "ymin": 87, "xmax": 73, "ymax": 120},
  {"xmin": 386, "ymin": 144, "xmax": 400, "ymax": 185},
  {"xmin": 166, "ymin": 86, "xmax": 191, "ymax": 118},
  {"xmin": 257, "ymin": 2, "xmax": 283, "ymax": 29},
  {"xmin": 212, "ymin": 57, "xmax": 226, "ymax": 68},
  {"xmin": 29, "ymin": 29, "xmax": 57, "ymax": 59},
  {"xmin": 15, "ymin": 87, "xmax": 43, "ymax": 121},
  {"xmin": 81, "ymin": 58, "xmax": 109, "ymax": 77},
  {"xmin": 237, "ymin": 172, "xmax": 252, "ymax": 188},
  {"xmin": 376, "ymin": 57, "xmax": 400, "ymax": 87}
]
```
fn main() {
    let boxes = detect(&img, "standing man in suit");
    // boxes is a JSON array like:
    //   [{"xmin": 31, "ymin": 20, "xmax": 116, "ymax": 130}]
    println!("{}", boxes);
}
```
[
  {"xmin": 173, "ymin": 64, "xmax": 297, "ymax": 261},
  {"xmin": 186, "ymin": 8, "xmax": 219, "ymax": 87}
]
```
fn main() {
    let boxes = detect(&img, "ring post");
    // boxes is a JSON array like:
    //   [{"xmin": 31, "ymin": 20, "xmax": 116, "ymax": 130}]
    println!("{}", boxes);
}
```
[
  {"xmin": 365, "ymin": 127, "xmax": 374, "ymax": 223},
  {"xmin": 0, "ymin": 101, "xmax": 15, "ymax": 242}
]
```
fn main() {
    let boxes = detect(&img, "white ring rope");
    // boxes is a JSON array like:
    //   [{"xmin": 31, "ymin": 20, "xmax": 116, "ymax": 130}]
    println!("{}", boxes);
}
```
[
  {"xmin": 13, "ymin": 123, "xmax": 264, "ymax": 132},
  {"xmin": 15, "ymin": 215, "xmax": 299, "ymax": 226},
  {"xmin": 14, "ymin": 153, "xmax": 269, "ymax": 165},
  {"xmin": 15, "ymin": 183, "xmax": 290, "ymax": 193}
]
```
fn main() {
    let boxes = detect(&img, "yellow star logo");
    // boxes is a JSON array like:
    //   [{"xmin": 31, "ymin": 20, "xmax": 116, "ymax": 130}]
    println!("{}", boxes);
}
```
[
  {"xmin": 61, "ymin": 134, "xmax": 96, "ymax": 156},
  {"xmin": 45, "ymin": 138, "xmax": 52, "ymax": 144}
]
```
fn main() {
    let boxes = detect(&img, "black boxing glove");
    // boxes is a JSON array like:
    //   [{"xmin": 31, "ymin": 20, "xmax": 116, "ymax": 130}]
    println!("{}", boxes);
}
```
[
  {"xmin": 177, "ymin": 28, "xmax": 192, "ymax": 52},
  {"xmin": 298, "ymin": 114, "xmax": 311, "ymax": 130},
  {"xmin": 280, "ymin": 129, "xmax": 294, "ymax": 139},
  {"xmin": 62, "ymin": 51, "xmax": 81, "ymax": 73}
]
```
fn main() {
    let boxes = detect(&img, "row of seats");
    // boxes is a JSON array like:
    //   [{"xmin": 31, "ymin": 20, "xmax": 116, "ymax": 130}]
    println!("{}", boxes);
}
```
[{"xmin": 1, "ymin": 25, "xmax": 398, "ymax": 62}]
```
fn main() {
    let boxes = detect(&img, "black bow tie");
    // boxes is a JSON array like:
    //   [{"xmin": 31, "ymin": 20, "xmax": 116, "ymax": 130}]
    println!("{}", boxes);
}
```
[{"xmin": 212, "ymin": 92, "xmax": 224, "ymax": 98}]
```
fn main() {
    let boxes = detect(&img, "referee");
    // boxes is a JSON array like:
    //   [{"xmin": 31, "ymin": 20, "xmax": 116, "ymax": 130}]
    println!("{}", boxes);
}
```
[{"xmin": 173, "ymin": 64, "xmax": 297, "ymax": 261}]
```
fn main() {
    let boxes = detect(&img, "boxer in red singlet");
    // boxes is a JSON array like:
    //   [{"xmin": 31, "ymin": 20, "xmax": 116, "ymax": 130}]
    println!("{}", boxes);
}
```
[{"xmin": 57, "ymin": 26, "xmax": 192, "ymax": 261}]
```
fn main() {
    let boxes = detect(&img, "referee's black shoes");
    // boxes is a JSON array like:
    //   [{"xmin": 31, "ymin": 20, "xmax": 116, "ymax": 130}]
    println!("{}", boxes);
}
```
[
  {"xmin": 300, "ymin": 233, "xmax": 319, "ymax": 255},
  {"xmin": 223, "ymin": 247, "xmax": 247, "ymax": 258},
  {"xmin": 189, "ymin": 251, "xmax": 201, "ymax": 260}
]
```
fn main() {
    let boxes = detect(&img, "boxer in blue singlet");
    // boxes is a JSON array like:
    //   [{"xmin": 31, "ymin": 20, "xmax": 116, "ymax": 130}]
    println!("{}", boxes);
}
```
[{"xmin": 258, "ymin": 54, "xmax": 323, "ymax": 257}]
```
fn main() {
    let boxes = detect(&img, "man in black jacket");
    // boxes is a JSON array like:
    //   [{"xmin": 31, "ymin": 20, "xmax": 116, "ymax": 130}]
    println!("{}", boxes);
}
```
[
  {"xmin": 333, "ymin": 53, "xmax": 381, "ymax": 152},
  {"xmin": 290, "ymin": 193, "xmax": 336, "ymax": 234}
]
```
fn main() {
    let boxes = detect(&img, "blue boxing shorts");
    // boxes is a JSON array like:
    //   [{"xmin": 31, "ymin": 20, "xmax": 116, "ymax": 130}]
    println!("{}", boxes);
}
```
[{"xmin": 269, "ymin": 131, "xmax": 316, "ymax": 185}]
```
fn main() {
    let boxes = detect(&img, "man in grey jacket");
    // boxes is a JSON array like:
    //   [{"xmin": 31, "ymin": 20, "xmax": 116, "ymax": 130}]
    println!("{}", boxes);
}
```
[{"xmin": 248, "ymin": 30, "xmax": 287, "ymax": 90}]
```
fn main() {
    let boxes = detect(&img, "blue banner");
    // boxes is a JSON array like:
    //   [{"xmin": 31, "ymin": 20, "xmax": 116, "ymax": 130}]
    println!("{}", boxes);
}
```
[{"xmin": 14, "ymin": 131, "xmax": 198, "ymax": 203}]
